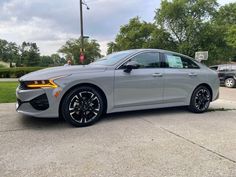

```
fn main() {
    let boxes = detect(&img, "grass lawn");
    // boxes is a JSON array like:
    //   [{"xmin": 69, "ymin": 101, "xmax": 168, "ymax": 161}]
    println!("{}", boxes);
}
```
[{"xmin": 0, "ymin": 82, "xmax": 18, "ymax": 103}]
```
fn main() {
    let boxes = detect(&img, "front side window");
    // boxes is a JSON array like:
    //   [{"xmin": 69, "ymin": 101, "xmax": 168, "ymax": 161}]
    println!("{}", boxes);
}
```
[
  {"xmin": 164, "ymin": 54, "xmax": 199, "ymax": 69},
  {"xmin": 126, "ymin": 52, "xmax": 160, "ymax": 69}
]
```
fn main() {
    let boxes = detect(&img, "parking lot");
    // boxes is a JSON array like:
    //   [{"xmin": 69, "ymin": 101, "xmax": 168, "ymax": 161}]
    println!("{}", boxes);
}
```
[{"xmin": 0, "ymin": 87, "xmax": 236, "ymax": 177}]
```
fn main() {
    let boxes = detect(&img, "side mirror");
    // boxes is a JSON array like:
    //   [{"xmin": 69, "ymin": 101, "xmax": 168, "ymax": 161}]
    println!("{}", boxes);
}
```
[{"xmin": 124, "ymin": 61, "xmax": 140, "ymax": 73}]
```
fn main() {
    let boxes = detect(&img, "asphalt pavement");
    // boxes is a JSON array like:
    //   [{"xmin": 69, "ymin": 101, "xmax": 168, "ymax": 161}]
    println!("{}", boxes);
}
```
[{"xmin": 0, "ymin": 87, "xmax": 236, "ymax": 177}]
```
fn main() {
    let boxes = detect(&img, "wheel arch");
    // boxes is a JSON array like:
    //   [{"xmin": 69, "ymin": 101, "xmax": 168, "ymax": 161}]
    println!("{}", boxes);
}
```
[
  {"xmin": 224, "ymin": 75, "xmax": 235, "ymax": 80},
  {"xmin": 59, "ymin": 83, "xmax": 108, "ymax": 118}
]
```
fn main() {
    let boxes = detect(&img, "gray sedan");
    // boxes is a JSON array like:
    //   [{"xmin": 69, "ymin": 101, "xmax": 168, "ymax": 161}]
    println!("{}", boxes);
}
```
[{"xmin": 16, "ymin": 49, "xmax": 220, "ymax": 127}]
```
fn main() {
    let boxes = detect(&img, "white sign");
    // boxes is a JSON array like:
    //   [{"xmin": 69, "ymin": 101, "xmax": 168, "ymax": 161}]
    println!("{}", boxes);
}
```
[
  {"xmin": 166, "ymin": 55, "xmax": 183, "ymax": 68},
  {"xmin": 195, "ymin": 51, "xmax": 208, "ymax": 61}
]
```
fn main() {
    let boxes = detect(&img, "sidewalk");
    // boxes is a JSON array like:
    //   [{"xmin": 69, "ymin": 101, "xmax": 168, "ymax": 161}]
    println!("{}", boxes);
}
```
[
  {"xmin": 0, "ymin": 78, "xmax": 18, "ymax": 82},
  {"xmin": 210, "ymin": 99, "xmax": 236, "ymax": 110}
]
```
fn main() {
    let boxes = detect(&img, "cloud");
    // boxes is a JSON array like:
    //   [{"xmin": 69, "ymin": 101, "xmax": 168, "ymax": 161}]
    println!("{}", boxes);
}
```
[
  {"xmin": 0, "ymin": 0, "xmax": 233, "ymax": 55},
  {"xmin": 0, "ymin": 0, "xmax": 162, "ymax": 55}
]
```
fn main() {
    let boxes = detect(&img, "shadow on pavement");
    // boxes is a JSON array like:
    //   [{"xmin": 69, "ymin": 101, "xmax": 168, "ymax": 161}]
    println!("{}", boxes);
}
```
[
  {"xmin": 102, "ymin": 106, "xmax": 188, "ymax": 122},
  {"xmin": 19, "ymin": 115, "xmax": 70, "ymax": 130},
  {"xmin": 18, "ymin": 106, "xmax": 188, "ymax": 129}
]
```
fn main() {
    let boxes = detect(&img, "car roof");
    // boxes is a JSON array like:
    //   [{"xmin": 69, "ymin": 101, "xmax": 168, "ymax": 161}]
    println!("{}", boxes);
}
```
[{"xmin": 124, "ymin": 48, "xmax": 194, "ymax": 59}]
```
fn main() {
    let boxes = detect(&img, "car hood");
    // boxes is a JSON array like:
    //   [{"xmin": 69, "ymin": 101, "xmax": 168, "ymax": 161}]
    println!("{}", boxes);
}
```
[{"xmin": 19, "ymin": 65, "xmax": 107, "ymax": 81}]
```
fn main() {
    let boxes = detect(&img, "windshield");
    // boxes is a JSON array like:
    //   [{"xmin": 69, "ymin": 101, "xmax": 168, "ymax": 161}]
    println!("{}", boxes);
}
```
[{"xmin": 90, "ymin": 50, "xmax": 134, "ymax": 66}]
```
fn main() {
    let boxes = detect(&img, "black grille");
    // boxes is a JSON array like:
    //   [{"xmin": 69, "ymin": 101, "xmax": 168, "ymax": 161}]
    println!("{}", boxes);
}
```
[{"xmin": 30, "ymin": 94, "xmax": 49, "ymax": 111}]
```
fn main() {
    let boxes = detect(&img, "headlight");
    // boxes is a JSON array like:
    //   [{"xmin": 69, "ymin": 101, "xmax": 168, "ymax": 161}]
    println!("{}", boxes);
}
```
[
  {"xmin": 20, "ymin": 75, "xmax": 70, "ymax": 89},
  {"xmin": 25, "ymin": 79, "xmax": 58, "ymax": 89}
]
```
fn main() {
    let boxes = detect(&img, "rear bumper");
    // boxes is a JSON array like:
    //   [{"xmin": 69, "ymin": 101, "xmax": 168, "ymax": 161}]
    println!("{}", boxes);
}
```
[
  {"xmin": 211, "ymin": 76, "xmax": 220, "ymax": 102},
  {"xmin": 214, "ymin": 90, "xmax": 219, "ymax": 101}
]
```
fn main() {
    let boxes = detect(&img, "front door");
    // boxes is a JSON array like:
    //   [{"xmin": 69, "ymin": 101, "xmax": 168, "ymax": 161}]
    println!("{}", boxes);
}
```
[{"xmin": 114, "ymin": 52, "xmax": 164, "ymax": 107}]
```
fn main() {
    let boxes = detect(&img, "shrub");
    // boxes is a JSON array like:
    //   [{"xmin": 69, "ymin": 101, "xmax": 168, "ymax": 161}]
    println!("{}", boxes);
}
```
[
  {"xmin": 0, "ymin": 67, "xmax": 45, "ymax": 78},
  {"xmin": 0, "ymin": 64, "xmax": 6, "ymax": 68}
]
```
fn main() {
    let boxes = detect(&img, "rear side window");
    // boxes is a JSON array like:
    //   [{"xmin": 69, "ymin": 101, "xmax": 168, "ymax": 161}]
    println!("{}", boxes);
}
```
[{"xmin": 164, "ymin": 54, "xmax": 199, "ymax": 69}]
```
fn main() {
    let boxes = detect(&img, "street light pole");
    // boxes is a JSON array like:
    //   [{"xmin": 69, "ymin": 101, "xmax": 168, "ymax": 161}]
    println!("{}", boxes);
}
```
[
  {"xmin": 79, "ymin": 0, "xmax": 90, "ymax": 64},
  {"xmin": 80, "ymin": 0, "xmax": 84, "ymax": 53}
]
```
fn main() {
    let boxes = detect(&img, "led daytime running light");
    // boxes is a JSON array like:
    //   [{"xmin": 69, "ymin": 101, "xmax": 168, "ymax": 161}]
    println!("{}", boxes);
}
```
[{"xmin": 26, "ymin": 80, "xmax": 58, "ymax": 88}]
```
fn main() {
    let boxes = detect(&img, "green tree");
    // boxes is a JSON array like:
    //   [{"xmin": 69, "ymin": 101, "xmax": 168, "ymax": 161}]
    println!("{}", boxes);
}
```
[
  {"xmin": 6, "ymin": 42, "xmax": 19, "ymax": 67},
  {"xmin": 51, "ymin": 53, "xmax": 65, "ymax": 65},
  {"xmin": 149, "ymin": 28, "xmax": 177, "ymax": 51},
  {"xmin": 40, "ymin": 55, "xmax": 54, "ymax": 67},
  {"xmin": 20, "ymin": 42, "xmax": 40, "ymax": 66},
  {"xmin": 0, "ymin": 39, "xmax": 8, "ymax": 61},
  {"xmin": 226, "ymin": 25, "xmax": 236, "ymax": 49},
  {"xmin": 59, "ymin": 38, "xmax": 101, "ymax": 65},
  {"xmin": 214, "ymin": 2, "xmax": 236, "ymax": 26},
  {"xmin": 107, "ymin": 42, "xmax": 119, "ymax": 54},
  {"xmin": 107, "ymin": 17, "xmax": 175, "ymax": 54},
  {"xmin": 155, "ymin": 0, "xmax": 218, "ymax": 57},
  {"xmin": 115, "ymin": 17, "xmax": 155, "ymax": 50},
  {"xmin": 0, "ymin": 39, "xmax": 20, "ymax": 66},
  {"xmin": 213, "ymin": 2, "xmax": 236, "ymax": 63}
]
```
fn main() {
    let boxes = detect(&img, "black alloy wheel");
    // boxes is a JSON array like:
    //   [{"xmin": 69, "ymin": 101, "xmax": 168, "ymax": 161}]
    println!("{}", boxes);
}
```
[
  {"xmin": 189, "ymin": 86, "xmax": 212, "ymax": 113},
  {"xmin": 62, "ymin": 86, "xmax": 104, "ymax": 127}
]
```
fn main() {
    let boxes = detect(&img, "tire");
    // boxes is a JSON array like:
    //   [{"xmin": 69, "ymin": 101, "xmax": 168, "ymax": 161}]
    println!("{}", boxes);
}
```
[
  {"xmin": 61, "ymin": 86, "xmax": 104, "ymax": 127},
  {"xmin": 188, "ymin": 86, "xmax": 212, "ymax": 113},
  {"xmin": 224, "ymin": 78, "xmax": 235, "ymax": 88}
]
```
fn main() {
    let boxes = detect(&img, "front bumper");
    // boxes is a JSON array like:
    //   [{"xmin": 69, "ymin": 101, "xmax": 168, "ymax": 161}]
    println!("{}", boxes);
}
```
[{"xmin": 16, "ymin": 86, "xmax": 60, "ymax": 118}]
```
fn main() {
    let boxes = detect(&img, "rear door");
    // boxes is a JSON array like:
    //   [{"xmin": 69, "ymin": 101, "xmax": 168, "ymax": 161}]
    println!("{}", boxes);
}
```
[{"xmin": 162, "ymin": 53, "xmax": 201, "ymax": 104}]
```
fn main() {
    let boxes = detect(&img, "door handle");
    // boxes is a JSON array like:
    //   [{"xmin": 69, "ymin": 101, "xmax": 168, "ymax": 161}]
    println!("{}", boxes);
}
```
[
  {"xmin": 152, "ymin": 73, "xmax": 163, "ymax": 77},
  {"xmin": 188, "ymin": 73, "xmax": 197, "ymax": 77}
]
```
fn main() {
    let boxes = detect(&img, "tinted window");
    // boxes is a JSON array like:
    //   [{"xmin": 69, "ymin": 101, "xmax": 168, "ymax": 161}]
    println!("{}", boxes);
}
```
[
  {"xmin": 164, "ymin": 54, "xmax": 199, "ymax": 69},
  {"xmin": 210, "ymin": 66, "xmax": 218, "ymax": 70},
  {"xmin": 128, "ymin": 52, "xmax": 160, "ymax": 68}
]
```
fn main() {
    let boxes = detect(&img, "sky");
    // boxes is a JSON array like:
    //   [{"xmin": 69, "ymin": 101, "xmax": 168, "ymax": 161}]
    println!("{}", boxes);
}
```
[{"xmin": 0, "ymin": 0, "xmax": 235, "ymax": 56}]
